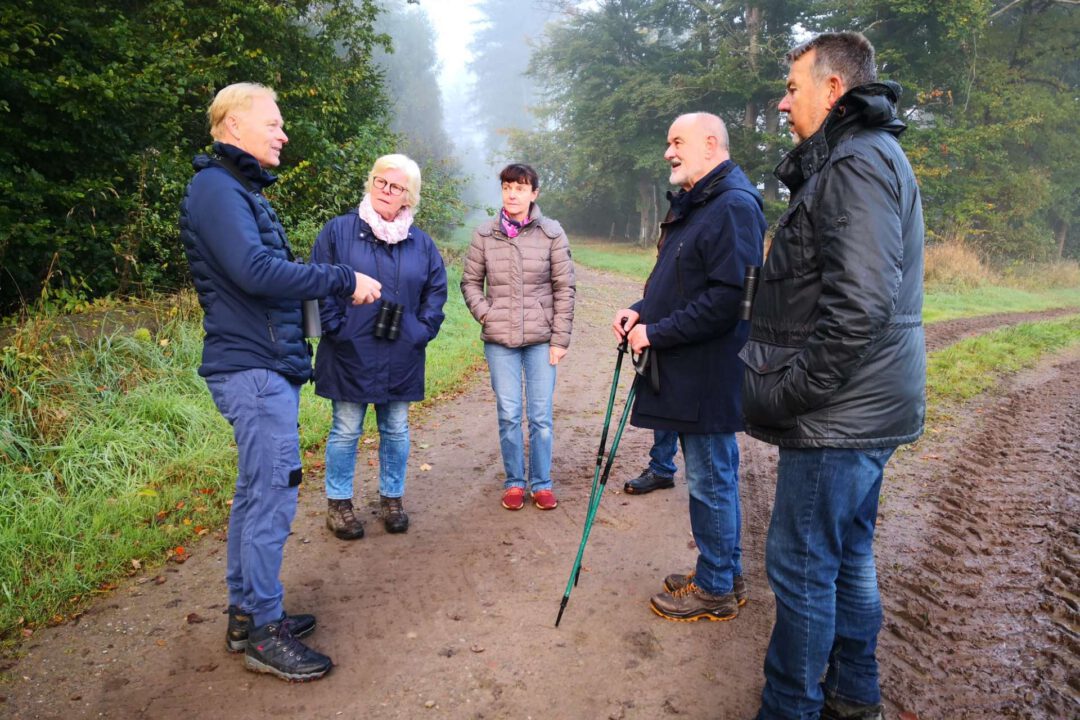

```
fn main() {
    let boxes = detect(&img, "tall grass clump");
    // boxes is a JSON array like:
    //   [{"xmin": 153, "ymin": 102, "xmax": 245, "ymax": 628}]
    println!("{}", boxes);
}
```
[
  {"xmin": 924, "ymin": 238, "xmax": 994, "ymax": 291},
  {"xmin": 0, "ymin": 298, "xmax": 237, "ymax": 642}
]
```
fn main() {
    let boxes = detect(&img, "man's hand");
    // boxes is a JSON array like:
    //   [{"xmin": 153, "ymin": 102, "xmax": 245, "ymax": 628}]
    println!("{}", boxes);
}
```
[
  {"xmin": 612, "ymin": 308, "xmax": 640, "ymax": 340},
  {"xmin": 351, "ymin": 272, "xmax": 382, "ymax": 305},
  {"xmin": 549, "ymin": 346, "xmax": 568, "ymax": 366},
  {"xmin": 627, "ymin": 324, "xmax": 650, "ymax": 353}
]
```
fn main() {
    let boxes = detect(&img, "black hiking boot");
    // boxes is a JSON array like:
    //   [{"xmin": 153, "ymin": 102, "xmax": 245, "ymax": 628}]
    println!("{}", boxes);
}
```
[
  {"xmin": 822, "ymin": 696, "xmax": 884, "ymax": 720},
  {"xmin": 623, "ymin": 468, "xmax": 675, "ymax": 495},
  {"xmin": 244, "ymin": 616, "xmax": 333, "ymax": 682},
  {"xmin": 326, "ymin": 498, "xmax": 364, "ymax": 540},
  {"xmin": 380, "ymin": 495, "xmax": 409, "ymax": 534},
  {"xmin": 226, "ymin": 606, "xmax": 316, "ymax": 653},
  {"xmin": 663, "ymin": 571, "xmax": 748, "ymax": 606}
]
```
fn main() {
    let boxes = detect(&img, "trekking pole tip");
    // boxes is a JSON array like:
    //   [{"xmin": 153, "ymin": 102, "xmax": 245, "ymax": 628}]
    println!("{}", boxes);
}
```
[{"xmin": 555, "ymin": 596, "xmax": 569, "ymax": 627}]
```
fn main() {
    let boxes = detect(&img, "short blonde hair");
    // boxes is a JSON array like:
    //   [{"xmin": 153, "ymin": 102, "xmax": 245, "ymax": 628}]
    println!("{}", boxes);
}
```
[
  {"xmin": 366, "ymin": 154, "xmax": 422, "ymax": 209},
  {"xmin": 208, "ymin": 83, "xmax": 277, "ymax": 141}
]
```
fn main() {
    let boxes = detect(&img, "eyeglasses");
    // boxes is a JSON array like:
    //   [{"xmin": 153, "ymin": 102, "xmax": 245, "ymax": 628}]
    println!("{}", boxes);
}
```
[{"xmin": 373, "ymin": 176, "xmax": 406, "ymax": 196}]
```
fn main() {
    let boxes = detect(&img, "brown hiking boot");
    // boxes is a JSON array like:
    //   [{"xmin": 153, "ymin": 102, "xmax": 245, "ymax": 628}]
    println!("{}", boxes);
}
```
[
  {"xmin": 649, "ymin": 581, "xmax": 739, "ymax": 622},
  {"xmin": 326, "ymin": 498, "xmax": 364, "ymax": 540},
  {"xmin": 822, "ymin": 696, "xmax": 884, "ymax": 720},
  {"xmin": 663, "ymin": 571, "xmax": 747, "ymax": 606},
  {"xmin": 380, "ymin": 495, "xmax": 409, "ymax": 534}
]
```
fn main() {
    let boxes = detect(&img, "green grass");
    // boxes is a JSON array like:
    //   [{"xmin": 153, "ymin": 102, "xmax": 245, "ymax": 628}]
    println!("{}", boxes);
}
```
[
  {"xmin": 0, "ymin": 267, "xmax": 483, "ymax": 646},
  {"xmin": 923, "ymin": 285, "xmax": 1080, "ymax": 323},
  {"xmin": 568, "ymin": 237, "xmax": 1080, "ymax": 322},
  {"xmin": 927, "ymin": 314, "xmax": 1080, "ymax": 408}
]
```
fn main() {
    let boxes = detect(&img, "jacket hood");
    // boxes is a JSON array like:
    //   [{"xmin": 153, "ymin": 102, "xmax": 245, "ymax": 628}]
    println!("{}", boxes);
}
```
[
  {"xmin": 191, "ymin": 142, "xmax": 277, "ymax": 191},
  {"xmin": 775, "ymin": 81, "xmax": 907, "ymax": 192}
]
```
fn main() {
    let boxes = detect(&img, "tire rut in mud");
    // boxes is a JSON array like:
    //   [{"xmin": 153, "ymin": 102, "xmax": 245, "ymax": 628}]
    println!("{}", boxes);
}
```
[{"xmin": 878, "ymin": 354, "xmax": 1080, "ymax": 719}]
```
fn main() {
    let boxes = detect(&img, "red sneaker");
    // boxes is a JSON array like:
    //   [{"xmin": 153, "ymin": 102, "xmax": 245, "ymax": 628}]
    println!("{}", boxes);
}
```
[
  {"xmin": 501, "ymin": 487, "xmax": 526, "ymax": 511},
  {"xmin": 531, "ymin": 489, "xmax": 558, "ymax": 510}
]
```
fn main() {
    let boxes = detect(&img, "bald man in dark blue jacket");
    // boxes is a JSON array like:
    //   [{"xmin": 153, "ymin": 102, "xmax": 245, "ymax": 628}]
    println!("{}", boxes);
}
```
[{"xmin": 613, "ymin": 112, "xmax": 766, "ymax": 622}]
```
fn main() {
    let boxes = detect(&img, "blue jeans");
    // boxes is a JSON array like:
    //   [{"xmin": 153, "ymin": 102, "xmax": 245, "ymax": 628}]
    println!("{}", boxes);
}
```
[
  {"xmin": 649, "ymin": 429, "xmax": 679, "ymax": 477},
  {"xmin": 679, "ymin": 432, "xmax": 741, "ymax": 595},
  {"xmin": 324, "ymin": 400, "xmax": 410, "ymax": 500},
  {"xmin": 757, "ymin": 446, "xmax": 896, "ymax": 720},
  {"xmin": 484, "ymin": 342, "xmax": 556, "ymax": 492},
  {"xmin": 205, "ymin": 369, "xmax": 302, "ymax": 628}
]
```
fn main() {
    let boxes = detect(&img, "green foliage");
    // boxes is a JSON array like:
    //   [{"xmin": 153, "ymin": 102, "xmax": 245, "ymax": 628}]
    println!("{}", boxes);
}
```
[{"xmin": 0, "ymin": 0, "xmax": 469, "ymax": 314}]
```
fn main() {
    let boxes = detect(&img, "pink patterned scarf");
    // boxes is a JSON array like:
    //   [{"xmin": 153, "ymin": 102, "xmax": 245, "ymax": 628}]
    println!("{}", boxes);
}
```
[{"xmin": 358, "ymin": 194, "xmax": 414, "ymax": 245}]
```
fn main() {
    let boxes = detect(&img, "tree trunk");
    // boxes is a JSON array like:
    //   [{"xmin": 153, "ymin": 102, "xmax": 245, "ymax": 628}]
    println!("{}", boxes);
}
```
[
  {"xmin": 764, "ymin": 102, "xmax": 780, "ymax": 203},
  {"xmin": 637, "ymin": 177, "xmax": 658, "ymax": 247},
  {"xmin": 1053, "ymin": 218, "xmax": 1068, "ymax": 260}
]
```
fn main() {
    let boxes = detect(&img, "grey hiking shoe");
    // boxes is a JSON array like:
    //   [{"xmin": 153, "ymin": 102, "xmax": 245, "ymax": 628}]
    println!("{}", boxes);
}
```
[
  {"xmin": 244, "ymin": 616, "xmax": 332, "ymax": 682},
  {"xmin": 326, "ymin": 498, "xmax": 364, "ymax": 540},
  {"xmin": 226, "ymin": 606, "xmax": 315, "ymax": 653},
  {"xmin": 663, "ymin": 571, "xmax": 747, "ymax": 606},
  {"xmin": 822, "ymin": 696, "xmax": 884, "ymax": 720},
  {"xmin": 380, "ymin": 495, "xmax": 409, "ymax": 533},
  {"xmin": 649, "ymin": 581, "xmax": 739, "ymax": 622}
]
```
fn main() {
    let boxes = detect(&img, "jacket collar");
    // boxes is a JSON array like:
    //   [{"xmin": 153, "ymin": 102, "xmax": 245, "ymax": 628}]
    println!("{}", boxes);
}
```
[
  {"xmin": 664, "ymin": 160, "xmax": 735, "ymax": 223},
  {"xmin": 775, "ymin": 81, "xmax": 907, "ymax": 193},
  {"xmin": 191, "ymin": 142, "xmax": 277, "ymax": 191}
]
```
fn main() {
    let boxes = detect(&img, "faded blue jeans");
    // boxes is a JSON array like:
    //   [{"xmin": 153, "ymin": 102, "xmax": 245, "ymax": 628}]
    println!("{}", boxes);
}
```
[
  {"xmin": 679, "ymin": 432, "xmax": 742, "ymax": 595},
  {"xmin": 649, "ymin": 429, "xmax": 679, "ymax": 478},
  {"xmin": 324, "ymin": 400, "xmax": 410, "ymax": 500},
  {"xmin": 757, "ymin": 446, "xmax": 896, "ymax": 720},
  {"xmin": 483, "ymin": 342, "xmax": 556, "ymax": 492},
  {"xmin": 205, "ymin": 369, "xmax": 302, "ymax": 628}
]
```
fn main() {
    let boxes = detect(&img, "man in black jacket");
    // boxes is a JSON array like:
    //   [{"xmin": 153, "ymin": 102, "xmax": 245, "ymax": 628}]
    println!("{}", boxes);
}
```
[
  {"xmin": 741, "ymin": 33, "xmax": 925, "ymax": 720},
  {"xmin": 613, "ymin": 112, "xmax": 766, "ymax": 622}
]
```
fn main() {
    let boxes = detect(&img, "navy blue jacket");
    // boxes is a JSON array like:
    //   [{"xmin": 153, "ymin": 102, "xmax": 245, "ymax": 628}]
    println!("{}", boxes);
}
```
[
  {"xmin": 179, "ymin": 143, "xmax": 358, "ymax": 384},
  {"xmin": 630, "ymin": 161, "xmax": 767, "ymax": 434},
  {"xmin": 312, "ymin": 213, "xmax": 447, "ymax": 403}
]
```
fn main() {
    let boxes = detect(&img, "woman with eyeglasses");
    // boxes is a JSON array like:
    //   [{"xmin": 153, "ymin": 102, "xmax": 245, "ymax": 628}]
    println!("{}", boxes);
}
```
[
  {"xmin": 461, "ymin": 163, "xmax": 576, "ymax": 512},
  {"xmin": 311, "ymin": 154, "xmax": 448, "ymax": 539}
]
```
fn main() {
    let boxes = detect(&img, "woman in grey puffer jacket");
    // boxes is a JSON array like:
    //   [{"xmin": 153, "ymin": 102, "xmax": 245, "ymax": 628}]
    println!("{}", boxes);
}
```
[{"xmin": 461, "ymin": 163, "xmax": 576, "ymax": 512}]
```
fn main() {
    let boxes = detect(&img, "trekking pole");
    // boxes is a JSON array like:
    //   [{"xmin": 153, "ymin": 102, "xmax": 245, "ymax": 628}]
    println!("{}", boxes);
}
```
[{"xmin": 555, "ymin": 342, "xmax": 644, "ymax": 628}]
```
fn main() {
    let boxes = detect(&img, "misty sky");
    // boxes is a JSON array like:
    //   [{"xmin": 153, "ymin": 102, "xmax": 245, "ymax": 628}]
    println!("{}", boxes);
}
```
[{"xmin": 422, "ymin": 0, "xmax": 483, "ymax": 96}]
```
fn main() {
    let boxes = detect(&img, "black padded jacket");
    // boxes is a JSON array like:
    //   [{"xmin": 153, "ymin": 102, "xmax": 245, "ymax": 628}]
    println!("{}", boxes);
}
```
[{"xmin": 739, "ymin": 82, "xmax": 926, "ymax": 448}]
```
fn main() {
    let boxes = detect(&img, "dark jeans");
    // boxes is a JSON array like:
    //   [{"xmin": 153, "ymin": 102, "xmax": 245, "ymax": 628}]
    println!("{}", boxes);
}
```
[
  {"xmin": 757, "ymin": 446, "xmax": 895, "ymax": 720},
  {"xmin": 648, "ymin": 429, "xmax": 679, "ymax": 477}
]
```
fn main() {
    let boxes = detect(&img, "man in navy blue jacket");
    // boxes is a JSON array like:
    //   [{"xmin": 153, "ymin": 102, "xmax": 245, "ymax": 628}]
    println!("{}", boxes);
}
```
[
  {"xmin": 613, "ymin": 112, "xmax": 766, "ymax": 622},
  {"xmin": 179, "ymin": 82, "xmax": 381, "ymax": 682}
]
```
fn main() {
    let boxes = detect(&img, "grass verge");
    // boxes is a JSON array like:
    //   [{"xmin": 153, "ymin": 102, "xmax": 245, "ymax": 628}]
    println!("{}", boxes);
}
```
[{"xmin": 0, "ymin": 264, "xmax": 482, "ymax": 648}]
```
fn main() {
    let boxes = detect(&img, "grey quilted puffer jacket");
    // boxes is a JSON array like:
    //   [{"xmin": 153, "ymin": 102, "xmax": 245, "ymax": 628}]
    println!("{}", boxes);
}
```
[{"xmin": 461, "ymin": 205, "xmax": 576, "ymax": 349}]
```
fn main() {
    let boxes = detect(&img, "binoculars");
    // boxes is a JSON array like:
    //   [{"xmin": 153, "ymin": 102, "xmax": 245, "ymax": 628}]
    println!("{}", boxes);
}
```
[
  {"xmin": 373, "ymin": 301, "xmax": 404, "ymax": 341},
  {"xmin": 739, "ymin": 265, "xmax": 760, "ymax": 321}
]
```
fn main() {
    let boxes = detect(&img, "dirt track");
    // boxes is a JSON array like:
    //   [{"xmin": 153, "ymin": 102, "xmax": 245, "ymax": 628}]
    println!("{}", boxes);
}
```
[{"xmin": 2, "ymin": 267, "xmax": 1077, "ymax": 720}]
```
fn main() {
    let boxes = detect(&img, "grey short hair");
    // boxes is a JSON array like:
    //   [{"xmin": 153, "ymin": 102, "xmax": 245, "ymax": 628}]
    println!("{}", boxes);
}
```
[{"xmin": 787, "ymin": 32, "xmax": 877, "ymax": 90}]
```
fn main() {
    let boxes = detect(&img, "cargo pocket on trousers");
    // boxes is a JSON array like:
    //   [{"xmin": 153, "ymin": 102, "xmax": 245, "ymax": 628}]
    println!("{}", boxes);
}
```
[{"xmin": 271, "ymin": 433, "xmax": 303, "ymax": 489}]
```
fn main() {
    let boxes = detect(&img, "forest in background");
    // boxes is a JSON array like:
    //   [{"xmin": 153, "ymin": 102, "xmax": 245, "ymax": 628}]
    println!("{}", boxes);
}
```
[{"xmin": 1, "ymin": 0, "xmax": 1077, "ymax": 315}]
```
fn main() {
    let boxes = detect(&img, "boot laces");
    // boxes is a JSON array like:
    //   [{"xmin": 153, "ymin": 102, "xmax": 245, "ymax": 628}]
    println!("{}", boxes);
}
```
[{"xmin": 671, "ymin": 581, "xmax": 701, "ymax": 599}]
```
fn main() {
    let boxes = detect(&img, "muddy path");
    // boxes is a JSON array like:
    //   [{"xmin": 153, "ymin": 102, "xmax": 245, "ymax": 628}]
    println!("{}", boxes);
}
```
[{"xmin": 1, "ymin": 270, "xmax": 1076, "ymax": 720}]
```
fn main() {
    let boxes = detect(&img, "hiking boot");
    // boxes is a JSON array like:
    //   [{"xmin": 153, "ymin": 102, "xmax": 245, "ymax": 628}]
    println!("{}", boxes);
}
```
[
  {"xmin": 226, "ymin": 606, "xmax": 316, "ymax": 653},
  {"xmin": 326, "ymin": 498, "xmax": 364, "ymax": 540},
  {"xmin": 649, "ymin": 581, "xmax": 739, "ymax": 622},
  {"xmin": 663, "ymin": 571, "xmax": 748, "ymax": 606},
  {"xmin": 531, "ymin": 489, "xmax": 558, "ymax": 510},
  {"xmin": 502, "ymin": 487, "xmax": 526, "ymax": 511},
  {"xmin": 380, "ymin": 495, "xmax": 409, "ymax": 534},
  {"xmin": 623, "ymin": 468, "xmax": 675, "ymax": 495},
  {"xmin": 244, "ymin": 616, "xmax": 332, "ymax": 682},
  {"xmin": 822, "ymin": 696, "xmax": 884, "ymax": 720}
]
